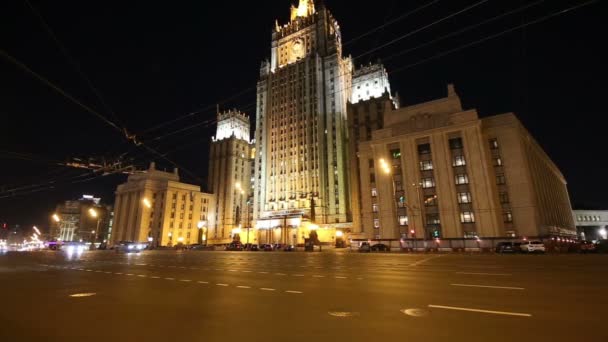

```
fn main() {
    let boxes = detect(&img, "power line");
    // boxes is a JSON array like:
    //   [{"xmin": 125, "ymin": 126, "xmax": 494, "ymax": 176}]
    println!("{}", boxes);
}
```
[
  {"xmin": 354, "ymin": 0, "xmax": 490, "ymax": 60},
  {"xmin": 344, "ymin": 0, "xmax": 441, "ymax": 47},
  {"xmin": 23, "ymin": 0, "xmax": 127, "ymax": 131},
  {"xmin": 388, "ymin": 0, "xmax": 598, "ymax": 75}
]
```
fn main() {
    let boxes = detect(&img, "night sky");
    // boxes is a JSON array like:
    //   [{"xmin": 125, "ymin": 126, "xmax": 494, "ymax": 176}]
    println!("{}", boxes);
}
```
[{"xmin": 0, "ymin": 0, "xmax": 604, "ymax": 230}]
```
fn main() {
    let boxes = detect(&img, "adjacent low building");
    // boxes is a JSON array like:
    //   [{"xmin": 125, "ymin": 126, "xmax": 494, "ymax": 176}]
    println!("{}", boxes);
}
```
[
  {"xmin": 49, "ymin": 195, "xmax": 112, "ymax": 244},
  {"xmin": 111, "ymin": 163, "xmax": 215, "ymax": 247},
  {"xmin": 355, "ymin": 84, "xmax": 576, "ymax": 241},
  {"xmin": 572, "ymin": 210, "xmax": 608, "ymax": 240}
]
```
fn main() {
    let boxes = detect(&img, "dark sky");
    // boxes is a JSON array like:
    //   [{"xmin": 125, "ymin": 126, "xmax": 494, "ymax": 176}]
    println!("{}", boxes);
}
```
[{"xmin": 0, "ymin": 0, "xmax": 604, "ymax": 230}]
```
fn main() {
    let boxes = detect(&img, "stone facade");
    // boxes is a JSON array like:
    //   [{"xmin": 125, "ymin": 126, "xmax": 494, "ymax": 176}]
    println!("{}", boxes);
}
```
[{"xmin": 112, "ymin": 163, "xmax": 215, "ymax": 247}]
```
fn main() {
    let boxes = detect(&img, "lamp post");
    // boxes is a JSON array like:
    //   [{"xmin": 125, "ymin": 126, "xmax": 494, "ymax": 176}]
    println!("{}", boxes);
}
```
[
  {"xmin": 235, "ymin": 183, "xmax": 245, "ymax": 243},
  {"xmin": 88, "ymin": 208, "xmax": 101, "ymax": 250}
]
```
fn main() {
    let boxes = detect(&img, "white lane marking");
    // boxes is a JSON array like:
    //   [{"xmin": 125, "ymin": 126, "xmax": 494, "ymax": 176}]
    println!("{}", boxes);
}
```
[
  {"xmin": 410, "ymin": 255, "xmax": 444, "ymax": 267},
  {"xmin": 258, "ymin": 271, "xmax": 269, "ymax": 274},
  {"xmin": 216, "ymin": 283, "xmax": 229, "ymax": 287},
  {"xmin": 260, "ymin": 288, "xmax": 276, "ymax": 291},
  {"xmin": 242, "ymin": 270, "xmax": 252, "ymax": 273},
  {"xmin": 451, "ymin": 284, "xmax": 524, "ymax": 290},
  {"xmin": 104, "ymin": 272, "xmax": 112, "ymax": 274},
  {"xmin": 94, "ymin": 270, "xmax": 102, "ymax": 273},
  {"xmin": 285, "ymin": 290, "xmax": 303, "ymax": 294},
  {"xmin": 136, "ymin": 263, "xmax": 147, "ymax": 266},
  {"xmin": 275, "ymin": 273, "xmax": 286, "ymax": 276},
  {"xmin": 197, "ymin": 281, "xmax": 209, "ymax": 284},
  {"xmin": 228, "ymin": 269, "xmax": 238, "ymax": 272},
  {"xmin": 292, "ymin": 274, "xmax": 304, "ymax": 277},
  {"xmin": 313, "ymin": 275, "xmax": 325, "ymax": 278},
  {"xmin": 237, "ymin": 286, "xmax": 251, "ymax": 289},
  {"xmin": 137, "ymin": 275, "xmax": 147, "ymax": 278},
  {"xmin": 70, "ymin": 293, "xmax": 96, "ymax": 298},
  {"xmin": 114, "ymin": 272, "xmax": 123, "ymax": 275},
  {"xmin": 125, "ymin": 273, "xmax": 134, "ymax": 276},
  {"xmin": 164, "ymin": 278, "xmax": 175, "ymax": 280},
  {"xmin": 428, "ymin": 305, "xmax": 532, "ymax": 317},
  {"xmin": 151, "ymin": 276, "xmax": 161, "ymax": 279},
  {"xmin": 179, "ymin": 279, "xmax": 192, "ymax": 282},
  {"xmin": 85, "ymin": 270, "xmax": 93, "ymax": 272},
  {"xmin": 455, "ymin": 272, "xmax": 512, "ymax": 276},
  {"xmin": 335, "ymin": 276, "xmax": 347, "ymax": 279}
]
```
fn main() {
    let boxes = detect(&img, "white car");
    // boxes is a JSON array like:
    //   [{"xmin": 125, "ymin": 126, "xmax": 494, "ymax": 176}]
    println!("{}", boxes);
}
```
[{"xmin": 520, "ymin": 241, "xmax": 545, "ymax": 253}]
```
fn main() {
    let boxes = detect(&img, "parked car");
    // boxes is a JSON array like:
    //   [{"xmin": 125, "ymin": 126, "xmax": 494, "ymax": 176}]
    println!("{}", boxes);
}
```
[
  {"xmin": 226, "ymin": 242, "xmax": 243, "ymax": 251},
  {"xmin": 520, "ymin": 240, "xmax": 546, "ymax": 253},
  {"xmin": 495, "ymin": 241, "xmax": 521, "ymax": 253},
  {"xmin": 371, "ymin": 243, "xmax": 390, "ymax": 252},
  {"xmin": 261, "ymin": 244, "xmax": 273, "ymax": 251},
  {"xmin": 358, "ymin": 242, "xmax": 371, "ymax": 253},
  {"xmin": 248, "ymin": 244, "xmax": 259, "ymax": 251},
  {"xmin": 283, "ymin": 244, "xmax": 296, "ymax": 252},
  {"xmin": 579, "ymin": 241, "xmax": 597, "ymax": 253}
]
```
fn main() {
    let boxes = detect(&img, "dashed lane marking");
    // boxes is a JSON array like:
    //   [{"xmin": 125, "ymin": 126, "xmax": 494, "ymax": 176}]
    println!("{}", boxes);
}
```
[
  {"xmin": 455, "ymin": 272, "xmax": 512, "ymax": 276},
  {"xmin": 164, "ymin": 278, "xmax": 175, "ymax": 280},
  {"xmin": 197, "ymin": 281, "xmax": 209, "ymax": 284},
  {"xmin": 237, "ymin": 286, "xmax": 251, "ymax": 289},
  {"xmin": 428, "ymin": 305, "xmax": 532, "ymax": 317},
  {"xmin": 450, "ymin": 284, "xmax": 524, "ymax": 290},
  {"xmin": 260, "ymin": 288, "xmax": 276, "ymax": 291},
  {"xmin": 216, "ymin": 283, "xmax": 229, "ymax": 287},
  {"xmin": 179, "ymin": 279, "xmax": 192, "ymax": 282},
  {"xmin": 335, "ymin": 276, "xmax": 347, "ymax": 279},
  {"xmin": 150, "ymin": 276, "xmax": 161, "ymax": 279},
  {"xmin": 285, "ymin": 290, "xmax": 303, "ymax": 294},
  {"xmin": 313, "ymin": 275, "xmax": 325, "ymax": 278}
]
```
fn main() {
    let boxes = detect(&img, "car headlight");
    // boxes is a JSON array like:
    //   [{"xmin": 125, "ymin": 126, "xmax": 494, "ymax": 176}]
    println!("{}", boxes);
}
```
[
  {"xmin": 137, "ymin": 244, "xmax": 144, "ymax": 250},
  {"xmin": 67, "ymin": 246, "xmax": 75, "ymax": 253},
  {"xmin": 128, "ymin": 245, "xmax": 134, "ymax": 250}
]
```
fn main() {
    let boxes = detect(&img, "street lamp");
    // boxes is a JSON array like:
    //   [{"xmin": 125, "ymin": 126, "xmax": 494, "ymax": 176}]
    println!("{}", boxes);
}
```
[
  {"xmin": 197, "ymin": 220, "xmax": 207, "ymax": 246},
  {"xmin": 52, "ymin": 214, "xmax": 60, "ymax": 222},
  {"xmin": 88, "ymin": 208, "xmax": 101, "ymax": 250}
]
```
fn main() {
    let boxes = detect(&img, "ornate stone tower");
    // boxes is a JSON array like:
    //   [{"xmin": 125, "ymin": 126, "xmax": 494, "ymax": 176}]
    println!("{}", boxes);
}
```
[
  {"xmin": 209, "ymin": 109, "xmax": 254, "ymax": 244},
  {"xmin": 253, "ymin": 0, "xmax": 353, "ymax": 241}
]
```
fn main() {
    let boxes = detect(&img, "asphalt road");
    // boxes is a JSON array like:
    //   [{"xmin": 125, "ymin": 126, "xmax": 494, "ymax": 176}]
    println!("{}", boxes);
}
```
[{"xmin": 1, "ymin": 249, "xmax": 606, "ymax": 342}]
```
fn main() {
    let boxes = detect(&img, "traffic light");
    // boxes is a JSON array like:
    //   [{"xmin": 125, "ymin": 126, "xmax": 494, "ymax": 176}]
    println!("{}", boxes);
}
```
[{"xmin": 432, "ymin": 230, "xmax": 440, "ymax": 238}]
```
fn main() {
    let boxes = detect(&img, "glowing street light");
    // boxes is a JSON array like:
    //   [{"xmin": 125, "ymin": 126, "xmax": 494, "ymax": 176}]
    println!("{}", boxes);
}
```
[
  {"xmin": 33, "ymin": 226, "xmax": 41, "ymax": 235},
  {"xmin": 88, "ymin": 208, "xmax": 98, "ymax": 218},
  {"xmin": 52, "ymin": 214, "xmax": 60, "ymax": 222},
  {"xmin": 142, "ymin": 198, "xmax": 152, "ymax": 209},
  {"xmin": 335, "ymin": 230, "xmax": 344, "ymax": 238},
  {"xmin": 379, "ymin": 158, "xmax": 391, "ymax": 174}
]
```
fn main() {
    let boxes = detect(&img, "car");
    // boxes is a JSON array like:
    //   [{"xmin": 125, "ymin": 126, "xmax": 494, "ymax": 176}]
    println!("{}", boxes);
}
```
[
  {"xmin": 579, "ymin": 241, "xmax": 597, "ymax": 253},
  {"xmin": 495, "ymin": 241, "xmax": 521, "ymax": 253},
  {"xmin": 358, "ymin": 242, "xmax": 371, "ymax": 253},
  {"xmin": 371, "ymin": 243, "xmax": 390, "ymax": 252},
  {"xmin": 226, "ymin": 242, "xmax": 243, "ymax": 251},
  {"xmin": 283, "ymin": 245, "xmax": 296, "ymax": 252},
  {"xmin": 273, "ymin": 243, "xmax": 284, "ymax": 251},
  {"xmin": 261, "ymin": 244, "xmax": 273, "ymax": 251},
  {"xmin": 520, "ymin": 240, "xmax": 546, "ymax": 253},
  {"xmin": 114, "ymin": 241, "xmax": 146, "ymax": 253},
  {"xmin": 249, "ymin": 244, "xmax": 259, "ymax": 251}
]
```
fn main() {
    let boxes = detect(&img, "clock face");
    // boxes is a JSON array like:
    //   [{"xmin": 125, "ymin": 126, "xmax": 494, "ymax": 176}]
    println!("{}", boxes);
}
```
[{"xmin": 291, "ymin": 39, "xmax": 304, "ymax": 59}]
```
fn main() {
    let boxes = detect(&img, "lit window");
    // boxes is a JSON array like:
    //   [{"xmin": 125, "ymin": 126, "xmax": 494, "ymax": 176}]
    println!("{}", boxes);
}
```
[
  {"xmin": 453, "ymin": 155, "xmax": 466, "ymax": 167},
  {"xmin": 455, "ymin": 174, "xmax": 469, "ymax": 185},
  {"xmin": 460, "ymin": 211, "xmax": 475, "ymax": 223},
  {"xmin": 499, "ymin": 192, "xmax": 509, "ymax": 204},
  {"xmin": 420, "ymin": 160, "xmax": 433, "ymax": 171},
  {"xmin": 371, "ymin": 188, "xmax": 378, "ymax": 197},
  {"xmin": 398, "ymin": 215, "xmax": 408, "ymax": 226},
  {"xmin": 372, "ymin": 204, "xmax": 379, "ymax": 213},
  {"xmin": 457, "ymin": 192, "xmax": 472, "ymax": 204},
  {"xmin": 421, "ymin": 178, "xmax": 435, "ymax": 188},
  {"xmin": 503, "ymin": 211, "xmax": 513, "ymax": 223},
  {"xmin": 373, "ymin": 219, "xmax": 380, "ymax": 228},
  {"xmin": 494, "ymin": 157, "xmax": 503, "ymax": 166}
]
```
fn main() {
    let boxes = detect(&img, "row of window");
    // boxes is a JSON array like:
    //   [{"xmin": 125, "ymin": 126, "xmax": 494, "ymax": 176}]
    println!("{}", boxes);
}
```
[{"xmin": 577, "ymin": 215, "xmax": 603, "ymax": 222}]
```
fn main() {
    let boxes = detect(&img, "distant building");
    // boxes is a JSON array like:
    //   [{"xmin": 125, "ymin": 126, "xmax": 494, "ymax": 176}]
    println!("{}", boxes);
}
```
[
  {"xmin": 351, "ymin": 62, "xmax": 399, "ymax": 108},
  {"xmin": 208, "ymin": 109, "xmax": 254, "ymax": 244},
  {"xmin": 572, "ymin": 210, "xmax": 608, "ymax": 240},
  {"xmin": 111, "ymin": 163, "xmax": 215, "ymax": 247},
  {"xmin": 355, "ymin": 84, "xmax": 575, "ymax": 240},
  {"xmin": 49, "ymin": 195, "xmax": 111, "ymax": 243}
]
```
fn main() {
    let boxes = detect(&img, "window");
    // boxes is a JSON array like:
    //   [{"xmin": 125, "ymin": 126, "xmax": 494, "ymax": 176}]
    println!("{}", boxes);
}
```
[
  {"xmin": 496, "ymin": 174, "xmax": 506, "ymax": 185},
  {"xmin": 503, "ymin": 211, "xmax": 513, "ymax": 223},
  {"xmin": 398, "ymin": 215, "xmax": 408, "ymax": 226},
  {"xmin": 490, "ymin": 139, "xmax": 499, "ymax": 150},
  {"xmin": 494, "ymin": 157, "xmax": 503, "ymax": 166},
  {"xmin": 370, "ymin": 173, "xmax": 376, "ymax": 183},
  {"xmin": 499, "ymin": 192, "xmax": 509, "ymax": 204},
  {"xmin": 372, "ymin": 204, "xmax": 379, "ymax": 213},
  {"xmin": 421, "ymin": 178, "xmax": 435, "ymax": 188},
  {"xmin": 373, "ymin": 219, "xmax": 380, "ymax": 228},
  {"xmin": 426, "ymin": 214, "xmax": 440, "ymax": 225},
  {"xmin": 460, "ymin": 211, "xmax": 475, "ymax": 223},
  {"xmin": 391, "ymin": 149, "xmax": 401, "ymax": 159},
  {"xmin": 417, "ymin": 143, "xmax": 431, "ymax": 155},
  {"xmin": 453, "ymin": 155, "xmax": 466, "ymax": 167},
  {"xmin": 420, "ymin": 160, "xmax": 434, "ymax": 171},
  {"xmin": 371, "ymin": 188, "xmax": 378, "ymax": 197},
  {"xmin": 457, "ymin": 192, "xmax": 472, "ymax": 204},
  {"xmin": 455, "ymin": 174, "xmax": 469, "ymax": 185},
  {"xmin": 172, "ymin": 194, "xmax": 177, "ymax": 200},
  {"xmin": 449, "ymin": 138, "xmax": 463, "ymax": 150}
]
